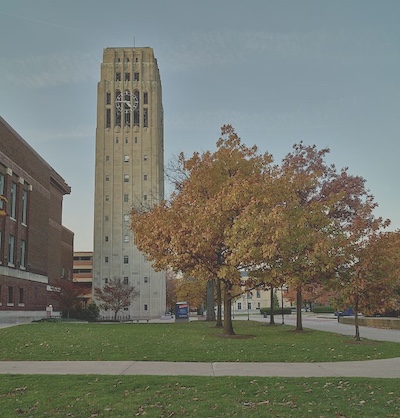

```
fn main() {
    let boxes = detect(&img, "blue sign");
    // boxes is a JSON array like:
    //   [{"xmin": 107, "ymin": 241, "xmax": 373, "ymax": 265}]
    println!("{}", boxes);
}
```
[{"xmin": 175, "ymin": 302, "xmax": 189, "ymax": 319}]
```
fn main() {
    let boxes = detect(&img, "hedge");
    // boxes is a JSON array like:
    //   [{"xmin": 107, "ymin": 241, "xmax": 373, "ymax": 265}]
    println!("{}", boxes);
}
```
[
  {"xmin": 260, "ymin": 307, "xmax": 292, "ymax": 315},
  {"xmin": 312, "ymin": 306, "xmax": 335, "ymax": 313}
]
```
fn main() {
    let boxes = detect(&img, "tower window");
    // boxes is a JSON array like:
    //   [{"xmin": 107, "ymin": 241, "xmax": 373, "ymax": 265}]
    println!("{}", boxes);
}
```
[
  {"xmin": 124, "ymin": 255, "xmax": 129, "ymax": 264},
  {"xmin": 144, "ymin": 175, "xmax": 148, "ymax": 181},
  {"xmin": 144, "ymin": 276, "xmax": 149, "ymax": 283},
  {"xmin": 106, "ymin": 92, "xmax": 111, "ymax": 104},
  {"xmin": 106, "ymin": 109, "xmax": 111, "ymax": 128},
  {"xmin": 105, "ymin": 256, "xmax": 108, "ymax": 262},
  {"xmin": 143, "ymin": 92, "xmax": 148, "ymax": 104},
  {"xmin": 105, "ymin": 236, "xmax": 109, "ymax": 242},
  {"xmin": 116, "ymin": 72, "xmax": 121, "ymax": 81},
  {"xmin": 124, "ymin": 72, "xmax": 130, "ymax": 81},
  {"xmin": 105, "ymin": 175, "xmax": 110, "ymax": 181},
  {"xmin": 124, "ymin": 235, "xmax": 129, "ymax": 243},
  {"xmin": 124, "ymin": 194, "xmax": 129, "ymax": 203},
  {"xmin": 124, "ymin": 214, "xmax": 129, "ymax": 222},
  {"xmin": 143, "ymin": 195, "xmax": 147, "ymax": 201},
  {"xmin": 143, "ymin": 155, "xmax": 148, "ymax": 161},
  {"xmin": 106, "ymin": 155, "xmax": 110, "ymax": 161},
  {"xmin": 134, "ymin": 72, "xmax": 139, "ymax": 81},
  {"xmin": 143, "ymin": 108, "xmax": 148, "ymax": 128},
  {"xmin": 124, "ymin": 277, "xmax": 129, "ymax": 285},
  {"xmin": 124, "ymin": 174, "xmax": 129, "ymax": 182},
  {"xmin": 105, "ymin": 195, "xmax": 109, "ymax": 201},
  {"xmin": 124, "ymin": 155, "xmax": 129, "ymax": 162}
]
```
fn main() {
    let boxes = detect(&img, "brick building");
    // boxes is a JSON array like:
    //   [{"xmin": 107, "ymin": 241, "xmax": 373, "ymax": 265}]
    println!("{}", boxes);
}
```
[{"xmin": 0, "ymin": 117, "xmax": 73, "ymax": 322}]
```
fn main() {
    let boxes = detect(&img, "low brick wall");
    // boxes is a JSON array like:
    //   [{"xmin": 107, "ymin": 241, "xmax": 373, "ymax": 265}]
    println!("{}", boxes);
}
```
[{"xmin": 339, "ymin": 316, "xmax": 400, "ymax": 330}]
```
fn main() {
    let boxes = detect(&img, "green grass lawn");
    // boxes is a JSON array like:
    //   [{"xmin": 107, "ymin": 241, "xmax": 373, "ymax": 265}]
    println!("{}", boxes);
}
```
[
  {"xmin": 0, "ymin": 320, "xmax": 398, "ymax": 362},
  {"xmin": 0, "ymin": 375, "xmax": 399, "ymax": 417}
]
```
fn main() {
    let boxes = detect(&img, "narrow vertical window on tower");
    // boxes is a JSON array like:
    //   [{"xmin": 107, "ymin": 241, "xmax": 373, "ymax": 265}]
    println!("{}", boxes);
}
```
[
  {"xmin": 106, "ymin": 92, "xmax": 111, "ymax": 104},
  {"xmin": 143, "ymin": 108, "xmax": 148, "ymax": 128},
  {"xmin": 133, "ymin": 90, "xmax": 140, "ymax": 126},
  {"xmin": 143, "ymin": 92, "xmax": 148, "ymax": 104},
  {"xmin": 106, "ymin": 109, "xmax": 111, "ymax": 128},
  {"xmin": 134, "ymin": 72, "xmax": 139, "ymax": 81}
]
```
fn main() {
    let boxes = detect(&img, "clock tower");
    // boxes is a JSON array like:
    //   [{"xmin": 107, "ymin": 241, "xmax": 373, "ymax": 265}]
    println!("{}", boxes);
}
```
[{"xmin": 93, "ymin": 47, "xmax": 165, "ymax": 319}]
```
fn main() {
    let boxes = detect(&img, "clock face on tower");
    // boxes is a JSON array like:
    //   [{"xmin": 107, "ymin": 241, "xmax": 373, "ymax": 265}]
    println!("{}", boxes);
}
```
[{"xmin": 115, "ymin": 90, "xmax": 138, "ymax": 113}]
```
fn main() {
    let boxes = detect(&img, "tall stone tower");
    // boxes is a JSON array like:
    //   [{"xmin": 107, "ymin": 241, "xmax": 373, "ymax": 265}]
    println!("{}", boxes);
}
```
[{"xmin": 93, "ymin": 47, "xmax": 165, "ymax": 318}]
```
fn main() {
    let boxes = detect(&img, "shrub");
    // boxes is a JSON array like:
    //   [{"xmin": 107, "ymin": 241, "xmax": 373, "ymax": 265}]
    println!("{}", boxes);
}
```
[
  {"xmin": 260, "ymin": 307, "xmax": 292, "ymax": 315},
  {"xmin": 312, "ymin": 306, "xmax": 335, "ymax": 313}
]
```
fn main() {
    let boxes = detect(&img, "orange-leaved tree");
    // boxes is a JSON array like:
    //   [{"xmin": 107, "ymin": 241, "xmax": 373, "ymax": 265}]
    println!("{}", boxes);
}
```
[
  {"xmin": 334, "ymin": 230, "xmax": 400, "ymax": 340},
  {"xmin": 131, "ymin": 125, "xmax": 280, "ymax": 335}
]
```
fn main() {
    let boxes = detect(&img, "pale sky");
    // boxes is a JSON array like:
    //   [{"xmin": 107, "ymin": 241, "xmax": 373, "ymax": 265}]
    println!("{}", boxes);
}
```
[{"xmin": 0, "ymin": 0, "xmax": 399, "ymax": 250}]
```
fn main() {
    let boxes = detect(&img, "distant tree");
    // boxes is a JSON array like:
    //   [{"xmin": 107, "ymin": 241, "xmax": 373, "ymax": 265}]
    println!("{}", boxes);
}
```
[
  {"xmin": 175, "ymin": 275, "xmax": 207, "ymax": 312},
  {"xmin": 94, "ymin": 278, "xmax": 139, "ymax": 320},
  {"xmin": 54, "ymin": 279, "xmax": 81, "ymax": 319},
  {"xmin": 334, "ymin": 230, "xmax": 400, "ymax": 341}
]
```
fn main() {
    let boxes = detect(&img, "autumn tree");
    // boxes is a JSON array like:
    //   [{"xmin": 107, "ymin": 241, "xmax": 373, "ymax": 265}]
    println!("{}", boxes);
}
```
[
  {"xmin": 131, "ymin": 125, "xmax": 279, "ymax": 335},
  {"xmin": 94, "ymin": 278, "xmax": 139, "ymax": 320},
  {"xmin": 175, "ymin": 275, "xmax": 207, "ymax": 313},
  {"xmin": 334, "ymin": 230, "xmax": 400, "ymax": 340},
  {"xmin": 53, "ymin": 279, "xmax": 81, "ymax": 319}
]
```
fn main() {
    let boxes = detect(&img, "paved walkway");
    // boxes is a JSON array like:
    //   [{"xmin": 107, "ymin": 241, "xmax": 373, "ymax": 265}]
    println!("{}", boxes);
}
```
[{"xmin": 0, "ymin": 316, "xmax": 399, "ymax": 378}]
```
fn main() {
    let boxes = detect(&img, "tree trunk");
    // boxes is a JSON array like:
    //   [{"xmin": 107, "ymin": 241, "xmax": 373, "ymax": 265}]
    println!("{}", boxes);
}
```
[
  {"xmin": 296, "ymin": 289, "xmax": 303, "ymax": 331},
  {"xmin": 354, "ymin": 301, "xmax": 360, "ymax": 341},
  {"xmin": 269, "ymin": 287, "xmax": 275, "ymax": 325},
  {"xmin": 216, "ymin": 278, "xmax": 223, "ymax": 328},
  {"xmin": 206, "ymin": 279, "xmax": 216, "ymax": 321},
  {"xmin": 223, "ymin": 281, "xmax": 235, "ymax": 335}
]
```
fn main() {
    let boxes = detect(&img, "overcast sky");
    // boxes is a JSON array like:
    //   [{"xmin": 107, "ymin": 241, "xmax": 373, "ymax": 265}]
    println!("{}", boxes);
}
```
[{"xmin": 0, "ymin": 0, "xmax": 399, "ymax": 250}]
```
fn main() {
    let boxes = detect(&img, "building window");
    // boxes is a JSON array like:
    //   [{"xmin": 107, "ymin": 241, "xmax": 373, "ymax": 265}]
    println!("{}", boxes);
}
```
[
  {"xmin": 106, "ymin": 92, "xmax": 111, "ymax": 104},
  {"xmin": 143, "ymin": 108, "xmax": 148, "ymax": 128},
  {"xmin": 143, "ymin": 155, "xmax": 148, "ymax": 161},
  {"xmin": 105, "ymin": 215, "xmax": 109, "ymax": 221},
  {"xmin": 134, "ymin": 137, "xmax": 138, "ymax": 144},
  {"xmin": 0, "ymin": 231, "xmax": 2, "ymax": 263},
  {"xmin": 144, "ymin": 175, "xmax": 147, "ymax": 181},
  {"xmin": 124, "ymin": 111, "xmax": 130, "ymax": 127},
  {"xmin": 256, "ymin": 290, "xmax": 261, "ymax": 298},
  {"xmin": 144, "ymin": 276, "xmax": 149, "ymax": 283},
  {"xmin": 124, "ymin": 235, "xmax": 129, "ymax": 243},
  {"xmin": 8, "ymin": 235, "xmax": 15, "ymax": 265},
  {"xmin": 143, "ymin": 195, "xmax": 147, "ymax": 201},
  {"xmin": 144, "ymin": 304, "xmax": 148, "ymax": 311},
  {"xmin": 123, "ymin": 277, "xmax": 129, "ymax": 285},
  {"xmin": 124, "ymin": 72, "xmax": 130, "ymax": 81},
  {"xmin": 106, "ymin": 155, "xmax": 110, "ymax": 161},
  {"xmin": 143, "ymin": 92, "xmax": 148, "ymax": 105},
  {"xmin": 124, "ymin": 194, "xmax": 129, "ymax": 203},
  {"xmin": 248, "ymin": 302, "xmax": 252, "ymax": 310},
  {"xmin": 19, "ymin": 288, "xmax": 24, "ymax": 304},
  {"xmin": 105, "ymin": 236, "xmax": 109, "ymax": 242},
  {"xmin": 21, "ymin": 189, "xmax": 28, "ymax": 225},
  {"xmin": 106, "ymin": 109, "xmax": 111, "ymax": 128},
  {"xmin": 105, "ymin": 175, "xmax": 110, "ymax": 181},
  {"xmin": 105, "ymin": 256, "xmax": 108, "ymax": 263},
  {"xmin": 104, "ymin": 278, "xmax": 108, "ymax": 284},
  {"xmin": 10, "ymin": 182, "xmax": 17, "ymax": 219},
  {"xmin": 105, "ymin": 195, "xmax": 109, "ymax": 201},
  {"xmin": 124, "ymin": 155, "xmax": 129, "ymax": 162},
  {"xmin": 0, "ymin": 173, "xmax": 4, "ymax": 211},
  {"xmin": 8, "ymin": 286, "xmax": 13, "ymax": 304},
  {"xmin": 125, "ymin": 137, "xmax": 128, "ymax": 144},
  {"xmin": 20, "ymin": 240, "xmax": 26, "ymax": 268},
  {"xmin": 238, "ymin": 302, "xmax": 242, "ymax": 310},
  {"xmin": 124, "ymin": 214, "xmax": 129, "ymax": 222},
  {"xmin": 124, "ymin": 255, "xmax": 129, "ymax": 264},
  {"xmin": 134, "ymin": 72, "xmax": 139, "ymax": 81},
  {"xmin": 124, "ymin": 174, "xmax": 129, "ymax": 182},
  {"xmin": 116, "ymin": 137, "xmax": 119, "ymax": 144},
  {"xmin": 116, "ymin": 72, "xmax": 121, "ymax": 81}
]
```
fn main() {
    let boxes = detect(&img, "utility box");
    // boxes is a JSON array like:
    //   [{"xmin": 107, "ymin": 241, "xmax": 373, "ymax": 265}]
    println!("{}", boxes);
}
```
[{"xmin": 175, "ymin": 301, "xmax": 189, "ymax": 322}]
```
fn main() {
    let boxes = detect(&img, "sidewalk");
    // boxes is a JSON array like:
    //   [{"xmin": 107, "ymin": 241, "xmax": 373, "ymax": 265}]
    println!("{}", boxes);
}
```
[{"xmin": 0, "ymin": 357, "xmax": 399, "ymax": 378}]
